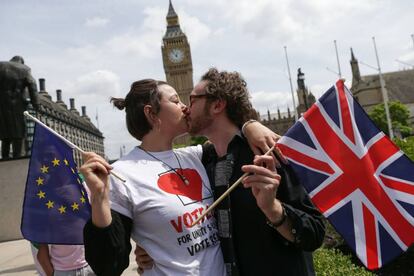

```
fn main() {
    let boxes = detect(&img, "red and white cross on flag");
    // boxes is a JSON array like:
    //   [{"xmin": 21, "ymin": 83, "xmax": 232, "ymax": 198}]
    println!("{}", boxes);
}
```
[{"xmin": 277, "ymin": 80, "xmax": 414, "ymax": 269}]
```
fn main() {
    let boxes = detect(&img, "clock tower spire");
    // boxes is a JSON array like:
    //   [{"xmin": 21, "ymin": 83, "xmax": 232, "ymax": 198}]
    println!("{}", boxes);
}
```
[
  {"xmin": 161, "ymin": 0, "xmax": 194, "ymax": 106},
  {"xmin": 166, "ymin": 0, "xmax": 178, "ymax": 25}
]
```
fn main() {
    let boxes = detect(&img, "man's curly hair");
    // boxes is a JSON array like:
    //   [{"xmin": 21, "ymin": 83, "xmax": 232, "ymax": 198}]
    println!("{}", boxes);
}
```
[{"xmin": 201, "ymin": 68, "xmax": 258, "ymax": 128}]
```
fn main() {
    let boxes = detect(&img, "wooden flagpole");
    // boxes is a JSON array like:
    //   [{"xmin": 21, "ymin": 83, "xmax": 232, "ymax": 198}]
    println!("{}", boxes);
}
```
[
  {"xmin": 190, "ymin": 145, "xmax": 276, "ymax": 227},
  {"xmin": 24, "ymin": 111, "xmax": 126, "ymax": 183}
]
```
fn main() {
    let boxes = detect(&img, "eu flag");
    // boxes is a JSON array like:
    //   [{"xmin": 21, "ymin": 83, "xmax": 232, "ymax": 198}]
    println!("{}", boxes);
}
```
[{"xmin": 21, "ymin": 123, "xmax": 91, "ymax": 244}]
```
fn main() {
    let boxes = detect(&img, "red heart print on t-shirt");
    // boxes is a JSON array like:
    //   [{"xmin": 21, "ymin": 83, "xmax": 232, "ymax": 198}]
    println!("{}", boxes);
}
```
[{"xmin": 157, "ymin": 169, "xmax": 203, "ymax": 201}]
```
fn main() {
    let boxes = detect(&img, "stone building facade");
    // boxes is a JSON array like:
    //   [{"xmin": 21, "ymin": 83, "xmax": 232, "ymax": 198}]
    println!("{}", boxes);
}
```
[
  {"xmin": 261, "ymin": 69, "xmax": 316, "ymax": 135},
  {"xmin": 350, "ymin": 48, "xmax": 414, "ymax": 127},
  {"xmin": 26, "ymin": 78, "xmax": 104, "ymax": 165},
  {"xmin": 260, "ymin": 108, "xmax": 295, "ymax": 135}
]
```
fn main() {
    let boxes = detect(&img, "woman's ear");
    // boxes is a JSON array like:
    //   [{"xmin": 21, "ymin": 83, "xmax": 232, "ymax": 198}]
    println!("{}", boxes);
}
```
[{"xmin": 143, "ymin": 105, "xmax": 159, "ymax": 126}]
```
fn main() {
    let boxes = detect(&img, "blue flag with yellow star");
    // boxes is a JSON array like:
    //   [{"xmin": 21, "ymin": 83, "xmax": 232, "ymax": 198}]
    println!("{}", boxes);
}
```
[{"xmin": 21, "ymin": 123, "xmax": 91, "ymax": 244}]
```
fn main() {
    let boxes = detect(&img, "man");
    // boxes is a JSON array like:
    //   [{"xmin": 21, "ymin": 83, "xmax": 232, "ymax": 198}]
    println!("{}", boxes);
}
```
[
  {"xmin": 137, "ymin": 68, "xmax": 325, "ymax": 275},
  {"xmin": 0, "ymin": 56, "xmax": 38, "ymax": 159}
]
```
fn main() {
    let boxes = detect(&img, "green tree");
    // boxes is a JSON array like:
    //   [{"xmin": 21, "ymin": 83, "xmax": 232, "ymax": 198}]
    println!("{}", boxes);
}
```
[
  {"xmin": 368, "ymin": 101, "xmax": 412, "ymax": 137},
  {"xmin": 190, "ymin": 136, "xmax": 208, "ymax": 146},
  {"xmin": 173, "ymin": 136, "xmax": 208, "ymax": 149},
  {"xmin": 394, "ymin": 136, "xmax": 414, "ymax": 161}
]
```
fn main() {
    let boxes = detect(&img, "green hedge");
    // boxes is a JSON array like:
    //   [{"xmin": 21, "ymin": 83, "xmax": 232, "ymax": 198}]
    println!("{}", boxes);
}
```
[
  {"xmin": 314, "ymin": 248, "xmax": 373, "ymax": 276},
  {"xmin": 394, "ymin": 136, "xmax": 414, "ymax": 161}
]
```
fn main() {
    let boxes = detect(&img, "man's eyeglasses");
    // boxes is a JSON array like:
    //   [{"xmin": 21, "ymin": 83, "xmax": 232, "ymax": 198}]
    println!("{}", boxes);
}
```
[{"xmin": 189, "ymin": 94, "xmax": 210, "ymax": 106}]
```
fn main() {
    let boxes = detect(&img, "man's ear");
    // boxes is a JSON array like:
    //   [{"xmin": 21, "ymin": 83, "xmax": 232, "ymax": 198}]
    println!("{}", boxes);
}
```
[{"xmin": 211, "ymin": 99, "xmax": 226, "ymax": 115}]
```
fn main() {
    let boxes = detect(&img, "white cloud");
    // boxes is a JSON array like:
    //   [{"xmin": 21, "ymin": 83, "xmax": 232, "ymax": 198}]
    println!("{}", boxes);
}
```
[
  {"xmin": 189, "ymin": 0, "xmax": 381, "ymax": 44},
  {"xmin": 397, "ymin": 52, "xmax": 414, "ymax": 65},
  {"xmin": 309, "ymin": 83, "xmax": 332, "ymax": 99},
  {"xmin": 4, "ymin": 0, "xmax": 413, "ymax": 158},
  {"xmin": 65, "ymin": 44, "xmax": 103, "ymax": 64},
  {"xmin": 251, "ymin": 90, "xmax": 295, "ymax": 115},
  {"xmin": 62, "ymin": 70, "xmax": 121, "ymax": 104},
  {"xmin": 141, "ymin": 6, "xmax": 166, "ymax": 30},
  {"xmin": 106, "ymin": 31, "xmax": 161, "ymax": 58},
  {"xmin": 69, "ymin": 7, "xmax": 166, "ymax": 60},
  {"xmin": 179, "ymin": 11, "xmax": 212, "ymax": 47},
  {"xmin": 85, "ymin": 16, "xmax": 110, "ymax": 28}
]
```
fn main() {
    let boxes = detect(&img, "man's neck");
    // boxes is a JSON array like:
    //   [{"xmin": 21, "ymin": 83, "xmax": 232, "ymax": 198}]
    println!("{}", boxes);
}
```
[{"xmin": 206, "ymin": 118, "xmax": 239, "ymax": 157}]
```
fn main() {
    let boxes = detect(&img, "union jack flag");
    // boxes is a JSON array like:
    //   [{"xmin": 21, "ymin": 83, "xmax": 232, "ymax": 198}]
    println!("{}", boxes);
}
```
[{"xmin": 277, "ymin": 80, "xmax": 414, "ymax": 269}]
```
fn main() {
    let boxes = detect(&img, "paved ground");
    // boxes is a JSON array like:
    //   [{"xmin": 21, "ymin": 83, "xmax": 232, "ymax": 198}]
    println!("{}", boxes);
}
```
[{"xmin": 0, "ymin": 239, "xmax": 139, "ymax": 275}]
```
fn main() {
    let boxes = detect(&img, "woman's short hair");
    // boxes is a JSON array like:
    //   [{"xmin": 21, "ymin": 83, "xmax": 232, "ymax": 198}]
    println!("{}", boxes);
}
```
[{"xmin": 111, "ymin": 79, "xmax": 167, "ymax": 140}]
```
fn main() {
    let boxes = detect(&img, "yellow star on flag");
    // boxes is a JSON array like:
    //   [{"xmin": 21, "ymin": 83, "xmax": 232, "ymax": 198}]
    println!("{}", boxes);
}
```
[
  {"xmin": 46, "ymin": 200, "xmax": 54, "ymax": 209},
  {"xmin": 71, "ymin": 202, "xmax": 79, "ymax": 211},
  {"xmin": 37, "ymin": 190, "xmax": 46, "ymax": 199},
  {"xmin": 58, "ymin": 205, "xmax": 66, "ymax": 214},
  {"xmin": 52, "ymin": 158, "xmax": 60, "ymax": 167},
  {"xmin": 64, "ymin": 158, "xmax": 69, "ymax": 166},
  {"xmin": 80, "ymin": 196, "xmax": 86, "ymax": 204},
  {"xmin": 40, "ymin": 165, "xmax": 49, "ymax": 173},
  {"xmin": 36, "ymin": 177, "xmax": 44, "ymax": 186}
]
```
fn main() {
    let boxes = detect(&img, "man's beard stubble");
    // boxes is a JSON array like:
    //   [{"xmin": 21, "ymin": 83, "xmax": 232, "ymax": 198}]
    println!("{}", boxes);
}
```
[{"xmin": 188, "ymin": 103, "xmax": 214, "ymax": 136}]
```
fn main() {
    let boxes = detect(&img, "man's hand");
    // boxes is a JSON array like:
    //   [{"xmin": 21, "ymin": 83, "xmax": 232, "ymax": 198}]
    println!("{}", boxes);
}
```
[
  {"xmin": 242, "ymin": 155, "xmax": 294, "ymax": 240},
  {"xmin": 241, "ymin": 154, "xmax": 286, "ymax": 224},
  {"xmin": 135, "ymin": 244, "xmax": 154, "ymax": 274}
]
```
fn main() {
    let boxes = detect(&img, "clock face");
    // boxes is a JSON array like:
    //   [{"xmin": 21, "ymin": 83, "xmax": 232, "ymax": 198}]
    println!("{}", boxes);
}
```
[{"xmin": 168, "ymin": 48, "xmax": 184, "ymax": 63}]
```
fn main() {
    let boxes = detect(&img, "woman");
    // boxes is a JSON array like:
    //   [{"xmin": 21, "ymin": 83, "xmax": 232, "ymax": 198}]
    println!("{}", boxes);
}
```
[{"xmin": 81, "ymin": 79, "xmax": 274, "ymax": 275}]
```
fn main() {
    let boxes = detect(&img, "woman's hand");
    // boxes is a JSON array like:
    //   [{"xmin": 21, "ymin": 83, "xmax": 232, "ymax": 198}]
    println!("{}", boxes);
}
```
[
  {"xmin": 242, "ymin": 121, "xmax": 288, "ymax": 166},
  {"xmin": 80, "ymin": 152, "xmax": 113, "ymax": 228}
]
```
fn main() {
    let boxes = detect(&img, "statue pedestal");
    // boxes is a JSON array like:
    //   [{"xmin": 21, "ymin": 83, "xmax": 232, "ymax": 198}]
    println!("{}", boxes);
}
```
[{"xmin": 0, "ymin": 158, "xmax": 29, "ymax": 242}]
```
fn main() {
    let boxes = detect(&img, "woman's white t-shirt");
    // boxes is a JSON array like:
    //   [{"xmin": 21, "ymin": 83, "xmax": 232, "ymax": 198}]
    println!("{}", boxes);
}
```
[{"xmin": 109, "ymin": 145, "xmax": 226, "ymax": 276}]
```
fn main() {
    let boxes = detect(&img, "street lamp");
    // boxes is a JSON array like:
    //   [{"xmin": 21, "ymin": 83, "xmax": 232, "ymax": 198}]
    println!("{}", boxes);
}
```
[{"xmin": 373, "ymin": 37, "xmax": 394, "ymax": 139}]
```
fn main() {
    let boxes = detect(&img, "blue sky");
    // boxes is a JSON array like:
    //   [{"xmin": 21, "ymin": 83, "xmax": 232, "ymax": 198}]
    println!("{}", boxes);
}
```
[{"xmin": 1, "ymin": 0, "xmax": 413, "ymax": 159}]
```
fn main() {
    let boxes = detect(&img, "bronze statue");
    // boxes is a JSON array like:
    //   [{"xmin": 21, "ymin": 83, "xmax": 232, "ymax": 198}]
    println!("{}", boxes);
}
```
[
  {"xmin": 297, "ymin": 68, "xmax": 305, "ymax": 90},
  {"xmin": 0, "ymin": 56, "xmax": 38, "ymax": 159}
]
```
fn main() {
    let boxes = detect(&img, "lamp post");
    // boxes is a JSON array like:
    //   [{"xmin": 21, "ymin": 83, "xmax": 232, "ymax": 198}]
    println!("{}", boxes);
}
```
[
  {"xmin": 411, "ymin": 34, "xmax": 414, "ymax": 49},
  {"xmin": 284, "ymin": 46, "xmax": 299, "ymax": 121},
  {"xmin": 334, "ymin": 40, "xmax": 342, "ymax": 78},
  {"xmin": 372, "ymin": 36, "xmax": 394, "ymax": 139}
]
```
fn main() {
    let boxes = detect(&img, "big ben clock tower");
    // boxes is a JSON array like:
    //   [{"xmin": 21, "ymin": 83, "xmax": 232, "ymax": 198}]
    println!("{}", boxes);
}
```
[{"xmin": 162, "ymin": 0, "xmax": 193, "ymax": 106}]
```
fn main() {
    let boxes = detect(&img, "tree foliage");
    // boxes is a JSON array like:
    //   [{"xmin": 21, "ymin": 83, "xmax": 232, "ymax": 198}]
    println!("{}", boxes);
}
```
[
  {"xmin": 368, "ymin": 101, "xmax": 412, "ymax": 137},
  {"xmin": 190, "ymin": 136, "xmax": 208, "ymax": 146},
  {"xmin": 394, "ymin": 136, "xmax": 414, "ymax": 161}
]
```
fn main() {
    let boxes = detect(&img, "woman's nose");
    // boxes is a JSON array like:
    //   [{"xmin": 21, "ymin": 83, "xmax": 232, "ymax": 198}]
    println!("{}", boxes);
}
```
[{"xmin": 182, "ymin": 104, "xmax": 190, "ymax": 114}]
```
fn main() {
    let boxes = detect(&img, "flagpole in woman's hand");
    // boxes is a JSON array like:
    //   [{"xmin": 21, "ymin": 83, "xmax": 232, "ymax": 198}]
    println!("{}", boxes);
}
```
[{"xmin": 24, "ymin": 111, "xmax": 126, "ymax": 183}]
